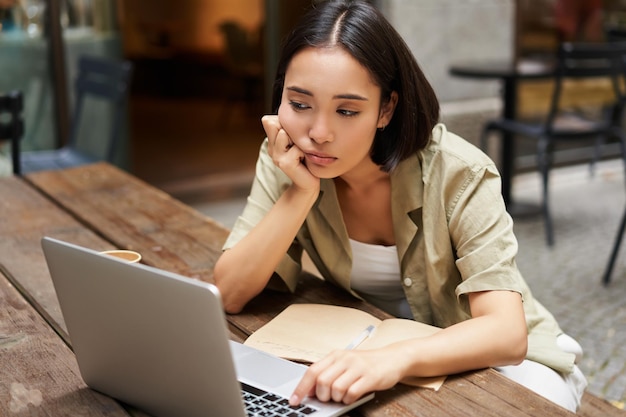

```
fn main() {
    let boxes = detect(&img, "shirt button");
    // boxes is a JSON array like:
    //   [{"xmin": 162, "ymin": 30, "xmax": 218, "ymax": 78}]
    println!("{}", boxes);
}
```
[{"xmin": 403, "ymin": 277, "xmax": 413, "ymax": 287}]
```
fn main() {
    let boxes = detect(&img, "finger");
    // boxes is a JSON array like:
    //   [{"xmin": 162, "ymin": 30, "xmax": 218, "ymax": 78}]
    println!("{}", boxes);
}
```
[
  {"xmin": 261, "ymin": 115, "xmax": 281, "ymax": 141},
  {"xmin": 331, "ymin": 374, "xmax": 368, "ymax": 404},
  {"xmin": 314, "ymin": 358, "xmax": 349, "ymax": 402},
  {"xmin": 290, "ymin": 353, "xmax": 341, "ymax": 405},
  {"xmin": 289, "ymin": 367, "xmax": 319, "ymax": 406},
  {"xmin": 329, "ymin": 372, "xmax": 353, "ymax": 403},
  {"xmin": 275, "ymin": 128, "xmax": 293, "ymax": 152}
]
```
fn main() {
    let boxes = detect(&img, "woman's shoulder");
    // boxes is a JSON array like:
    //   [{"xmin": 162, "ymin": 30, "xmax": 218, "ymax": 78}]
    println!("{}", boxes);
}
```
[
  {"xmin": 407, "ymin": 123, "xmax": 501, "ymax": 197},
  {"xmin": 417, "ymin": 123, "xmax": 497, "ymax": 176},
  {"xmin": 426, "ymin": 123, "xmax": 493, "ymax": 165}
]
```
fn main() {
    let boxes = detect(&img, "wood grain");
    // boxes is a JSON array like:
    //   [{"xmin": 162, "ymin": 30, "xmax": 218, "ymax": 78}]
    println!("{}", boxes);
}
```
[
  {"xmin": 0, "ymin": 270, "xmax": 131, "ymax": 416},
  {"xmin": 25, "ymin": 163, "xmax": 229, "ymax": 283},
  {"xmin": 0, "ymin": 175, "xmax": 113, "ymax": 342}
]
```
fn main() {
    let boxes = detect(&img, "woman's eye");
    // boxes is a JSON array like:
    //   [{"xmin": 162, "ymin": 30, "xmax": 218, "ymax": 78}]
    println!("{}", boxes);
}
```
[
  {"xmin": 337, "ymin": 109, "xmax": 359, "ymax": 117},
  {"xmin": 289, "ymin": 100, "xmax": 310, "ymax": 111}
]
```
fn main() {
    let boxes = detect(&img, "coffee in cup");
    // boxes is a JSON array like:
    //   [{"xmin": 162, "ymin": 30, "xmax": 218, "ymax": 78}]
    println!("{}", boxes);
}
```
[{"xmin": 100, "ymin": 249, "xmax": 142, "ymax": 264}]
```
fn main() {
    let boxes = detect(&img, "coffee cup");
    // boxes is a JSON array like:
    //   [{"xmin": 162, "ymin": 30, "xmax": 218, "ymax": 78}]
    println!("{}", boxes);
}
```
[{"xmin": 100, "ymin": 249, "xmax": 142, "ymax": 264}]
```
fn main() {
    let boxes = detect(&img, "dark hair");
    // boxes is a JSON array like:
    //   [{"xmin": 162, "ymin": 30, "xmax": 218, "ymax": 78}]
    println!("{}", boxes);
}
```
[{"xmin": 271, "ymin": 0, "xmax": 440, "ymax": 172}]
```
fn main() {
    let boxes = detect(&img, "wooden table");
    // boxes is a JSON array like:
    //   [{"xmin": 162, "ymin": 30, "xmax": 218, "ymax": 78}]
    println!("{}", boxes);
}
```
[{"xmin": 0, "ymin": 162, "xmax": 620, "ymax": 416}]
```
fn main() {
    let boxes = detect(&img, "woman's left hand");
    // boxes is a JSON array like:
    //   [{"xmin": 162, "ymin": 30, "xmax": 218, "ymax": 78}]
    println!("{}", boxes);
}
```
[{"xmin": 289, "ymin": 347, "xmax": 403, "ymax": 405}]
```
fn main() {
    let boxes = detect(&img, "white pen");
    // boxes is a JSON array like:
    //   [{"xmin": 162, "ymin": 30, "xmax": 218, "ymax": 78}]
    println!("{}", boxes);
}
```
[{"xmin": 345, "ymin": 325, "xmax": 376, "ymax": 350}]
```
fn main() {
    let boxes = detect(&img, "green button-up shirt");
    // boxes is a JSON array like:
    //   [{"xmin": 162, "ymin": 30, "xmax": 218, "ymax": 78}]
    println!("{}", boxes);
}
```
[{"xmin": 224, "ymin": 123, "xmax": 575, "ymax": 374}]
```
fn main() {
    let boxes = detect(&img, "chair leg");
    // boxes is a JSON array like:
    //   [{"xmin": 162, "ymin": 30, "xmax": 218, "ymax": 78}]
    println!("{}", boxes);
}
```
[
  {"xmin": 619, "ymin": 131, "xmax": 626, "ymax": 191},
  {"xmin": 603, "ymin": 206, "xmax": 626, "ymax": 285},
  {"xmin": 602, "ymin": 131, "xmax": 626, "ymax": 285},
  {"xmin": 538, "ymin": 137, "xmax": 554, "ymax": 246},
  {"xmin": 11, "ymin": 133, "xmax": 20, "ymax": 175},
  {"xmin": 589, "ymin": 135, "xmax": 604, "ymax": 178}
]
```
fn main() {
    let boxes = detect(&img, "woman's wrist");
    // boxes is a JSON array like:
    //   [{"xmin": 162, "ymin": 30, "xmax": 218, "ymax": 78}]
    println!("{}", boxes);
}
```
[{"xmin": 285, "ymin": 181, "xmax": 320, "ymax": 208}]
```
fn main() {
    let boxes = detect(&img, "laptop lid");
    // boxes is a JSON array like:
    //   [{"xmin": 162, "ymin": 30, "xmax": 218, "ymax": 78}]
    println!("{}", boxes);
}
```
[
  {"xmin": 41, "ymin": 237, "xmax": 373, "ymax": 417},
  {"xmin": 42, "ymin": 237, "xmax": 248, "ymax": 417}
]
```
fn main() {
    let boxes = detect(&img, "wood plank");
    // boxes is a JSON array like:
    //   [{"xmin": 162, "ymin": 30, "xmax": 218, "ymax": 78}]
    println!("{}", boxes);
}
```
[
  {"xmin": 0, "ymin": 270, "xmax": 131, "ymax": 416},
  {"xmin": 348, "ymin": 366, "xmax": 578, "ymax": 417},
  {"xmin": 579, "ymin": 392, "xmax": 626, "ymax": 417},
  {"xmin": 0, "ymin": 175, "xmax": 117, "ymax": 341},
  {"xmin": 25, "ymin": 163, "xmax": 230, "ymax": 283}
]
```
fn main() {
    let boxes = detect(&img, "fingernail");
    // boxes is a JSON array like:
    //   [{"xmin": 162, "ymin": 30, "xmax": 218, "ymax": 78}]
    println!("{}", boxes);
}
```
[{"xmin": 289, "ymin": 394, "xmax": 300, "ymax": 406}]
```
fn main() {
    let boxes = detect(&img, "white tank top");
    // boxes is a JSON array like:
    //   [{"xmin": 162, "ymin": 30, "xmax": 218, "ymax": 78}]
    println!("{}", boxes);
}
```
[{"xmin": 349, "ymin": 239, "xmax": 413, "ymax": 319}]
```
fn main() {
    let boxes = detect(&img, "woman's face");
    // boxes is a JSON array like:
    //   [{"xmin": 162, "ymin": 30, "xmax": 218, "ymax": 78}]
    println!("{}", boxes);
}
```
[{"xmin": 278, "ymin": 46, "xmax": 395, "ymax": 179}]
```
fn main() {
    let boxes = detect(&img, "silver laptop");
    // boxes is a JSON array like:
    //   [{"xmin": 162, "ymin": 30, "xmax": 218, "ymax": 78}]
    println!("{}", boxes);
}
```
[{"xmin": 41, "ymin": 237, "xmax": 373, "ymax": 417}]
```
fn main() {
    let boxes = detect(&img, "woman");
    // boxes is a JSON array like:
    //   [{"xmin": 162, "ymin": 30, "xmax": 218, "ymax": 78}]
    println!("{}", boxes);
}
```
[{"xmin": 214, "ymin": 0, "xmax": 587, "ymax": 412}]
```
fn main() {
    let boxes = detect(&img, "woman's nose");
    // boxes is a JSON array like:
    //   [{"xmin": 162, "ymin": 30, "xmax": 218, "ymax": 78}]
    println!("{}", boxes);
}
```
[{"xmin": 308, "ymin": 114, "xmax": 334, "ymax": 144}]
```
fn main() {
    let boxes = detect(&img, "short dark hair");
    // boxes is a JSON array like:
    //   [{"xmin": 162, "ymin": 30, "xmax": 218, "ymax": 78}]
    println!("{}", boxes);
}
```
[{"xmin": 271, "ymin": 0, "xmax": 440, "ymax": 172}]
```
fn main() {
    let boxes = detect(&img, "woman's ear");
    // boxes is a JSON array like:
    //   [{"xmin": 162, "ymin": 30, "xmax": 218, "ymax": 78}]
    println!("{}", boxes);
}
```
[{"xmin": 378, "ymin": 91, "xmax": 398, "ymax": 128}]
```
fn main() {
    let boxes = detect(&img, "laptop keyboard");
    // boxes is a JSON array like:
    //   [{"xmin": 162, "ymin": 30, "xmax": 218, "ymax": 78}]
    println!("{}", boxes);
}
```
[{"xmin": 241, "ymin": 382, "xmax": 318, "ymax": 416}]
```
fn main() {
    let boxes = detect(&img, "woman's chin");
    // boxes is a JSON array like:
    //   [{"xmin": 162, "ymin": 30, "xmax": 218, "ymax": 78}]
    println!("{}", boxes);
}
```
[{"xmin": 307, "ymin": 165, "xmax": 340, "ymax": 179}]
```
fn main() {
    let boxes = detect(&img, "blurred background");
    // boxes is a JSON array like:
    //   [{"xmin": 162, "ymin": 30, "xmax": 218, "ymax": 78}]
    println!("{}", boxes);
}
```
[{"xmin": 1, "ymin": 0, "xmax": 626, "ymax": 204}]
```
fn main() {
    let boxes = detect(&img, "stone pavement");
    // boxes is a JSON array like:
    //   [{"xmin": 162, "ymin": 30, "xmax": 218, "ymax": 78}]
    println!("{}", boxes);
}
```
[{"xmin": 194, "ymin": 158, "xmax": 626, "ymax": 410}]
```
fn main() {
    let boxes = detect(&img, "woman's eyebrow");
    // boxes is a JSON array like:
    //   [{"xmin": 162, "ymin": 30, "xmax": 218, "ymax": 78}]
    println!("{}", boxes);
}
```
[
  {"xmin": 334, "ymin": 93, "xmax": 368, "ymax": 101},
  {"xmin": 286, "ymin": 86, "xmax": 368, "ymax": 101},
  {"xmin": 286, "ymin": 86, "xmax": 313, "ymax": 96}
]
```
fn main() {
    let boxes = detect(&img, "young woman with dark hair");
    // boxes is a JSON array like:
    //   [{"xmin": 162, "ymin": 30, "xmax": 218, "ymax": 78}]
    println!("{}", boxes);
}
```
[{"xmin": 214, "ymin": 0, "xmax": 587, "ymax": 412}]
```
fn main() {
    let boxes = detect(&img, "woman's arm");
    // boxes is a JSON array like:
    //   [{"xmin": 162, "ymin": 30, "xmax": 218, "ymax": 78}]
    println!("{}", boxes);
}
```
[
  {"xmin": 214, "ymin": 116, "xmax": 320, "ymax": 314},
  {"xmin": 290, "ymin": 289, "xmax": 527, "ymax": 405},
  {"xmin": 214, "ymin": 185, "xmax": 317, "ymax": 313}
]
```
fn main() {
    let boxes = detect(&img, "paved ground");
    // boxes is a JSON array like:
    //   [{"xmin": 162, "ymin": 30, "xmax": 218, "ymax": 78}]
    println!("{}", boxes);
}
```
[{"xmin": 194, "ymin": 158, "xmax": 626, "ymax": 409}]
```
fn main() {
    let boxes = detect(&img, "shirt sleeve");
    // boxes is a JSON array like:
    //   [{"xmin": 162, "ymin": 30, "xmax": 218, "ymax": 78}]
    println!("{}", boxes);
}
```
[
  {"xmin": 222, "ymin": 139, "xmax": 302, "ymax": 292},
  {"xmin": 447, "ymin": 161, "xmax": 526, "ymax": 299}
]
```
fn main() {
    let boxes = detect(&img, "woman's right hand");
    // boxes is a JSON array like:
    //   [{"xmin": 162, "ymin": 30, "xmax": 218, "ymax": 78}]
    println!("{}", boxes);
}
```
[{"xmin": 262, "ymin": 115, "xmax": 320, "ymax": 192}]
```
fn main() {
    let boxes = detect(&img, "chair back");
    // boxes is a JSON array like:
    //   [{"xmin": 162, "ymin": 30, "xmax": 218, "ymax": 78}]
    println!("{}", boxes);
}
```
[
  {"xmin": 606, "ymin": 27, "xmax": 626, "ymax": 42},
  {"xmin": 0, "ymin": 91, "xmax": 24, "ymax": 175},
  {"xmin": 606, "ymin": 28, "xmax": 626, "ymax": 118},
  {"xmin": 68, "ymin": 56, "xmax": 133, "ymax": 162},
  {"xmin": 219, "ymin": 21, "xmax": 256, "ymax": 68},
  {"xmin": 546, "ymin": 41, "xmax": 626, "ymax": 131}
]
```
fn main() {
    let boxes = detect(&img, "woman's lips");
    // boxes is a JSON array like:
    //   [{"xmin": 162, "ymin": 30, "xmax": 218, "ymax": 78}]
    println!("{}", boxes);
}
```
[{"xmin": 304, "ymin": 152, "xmax": 337, "ymax": 166}]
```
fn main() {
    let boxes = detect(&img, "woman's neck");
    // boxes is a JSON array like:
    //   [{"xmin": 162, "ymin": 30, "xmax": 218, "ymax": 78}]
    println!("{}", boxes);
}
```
[
  {"xmin": 334, "ymin": 166, "xmax": 394, "ymax": 246},
  {"xmin": 335, "ymin": 161, "xmax": 389, "ymax": 193}
]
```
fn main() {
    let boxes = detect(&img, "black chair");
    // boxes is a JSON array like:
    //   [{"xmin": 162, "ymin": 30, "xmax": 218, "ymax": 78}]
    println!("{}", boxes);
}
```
[
  {"xmin": 481, "ymin": 41, "xmax": 626, "ymax": 246},
  {"xmin": 17, "ymin": 55, "xmax": 133, "ymax": 175},
  {"xmin": 0, "ymin": 90, "xmax": 24, "ymax": 175}
]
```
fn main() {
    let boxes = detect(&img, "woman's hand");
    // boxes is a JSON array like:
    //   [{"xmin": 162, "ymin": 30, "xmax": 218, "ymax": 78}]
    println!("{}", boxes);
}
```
[
  {"xmin": 290, "ymin": 347, "xmax": 402, "ymax": 406},
  {"xmin": 262, "ymin": 115, "xmax": 320, "ymax": 192}
]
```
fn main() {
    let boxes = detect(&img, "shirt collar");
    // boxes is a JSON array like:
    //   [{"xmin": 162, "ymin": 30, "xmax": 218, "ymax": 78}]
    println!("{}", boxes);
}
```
[
  {"xmin": 313, "ymin": 150, "xmax": 425, "ymax": 261},
  {"xmin": 390, "ymin": 153, "xmax": 424, "ymax": 262}
]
